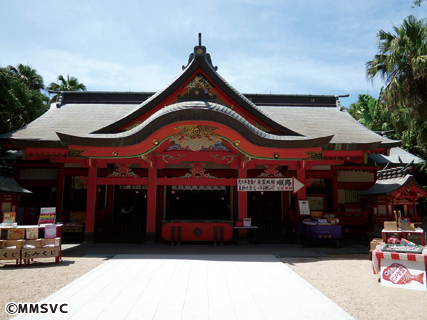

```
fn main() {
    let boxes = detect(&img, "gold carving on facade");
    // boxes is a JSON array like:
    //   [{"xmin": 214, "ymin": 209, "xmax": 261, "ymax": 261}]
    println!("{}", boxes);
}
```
[
  {"xmin": 112, "ymin": 151, "xmax": 118, "ymax": 157},
  {"xmin": 169, "ymin": 135, "xmax": 222, "ymax": 151},
  {"xmin": 67, "ymin": 149, "xmax": 87, "ymax": 158},
  {"xmin": 258, "ymin": 165, "xmax": 284, "ymax": 178},
  {"xmin": 274, "ymin": 153, "xmax": 280, "ymax": 159},
  {"xmin": 174, "ymin": 125, "xmax": 218, "ymax": 137},
  {"xmin": 185, "ymin": 75, "xmax": 213, "ymax": 94},
  {"xmin": 209, "ymin": 154, "xmax": 237, "ymax": 164},
  {"xmin": 179, "ymin": 163, "xmax": 218, "ymax": 179},
  {"xmin": 122, "ymin": 120, "xmax": 142, "ymax": 132},
  {"xmin": 161, "ymin": 153, "xmax": 186, "ymax": 163},
  {"xmin": 153, "ymin": 139, "xmax": 160, "ymax": 146},
  {"xmin": 255, "ymin": 121, "xmax": 273, "ymax": 133},
  {"xmin": 107, "ymin": 164, "xmax": 141, "ymax": 178},
  {"xmin": 304, "ymin": 151, "xmax": 323, "ymax": 161},
  {"xmin": 234, "ymin": 140, "xmax": 241, "ymax": 147}
]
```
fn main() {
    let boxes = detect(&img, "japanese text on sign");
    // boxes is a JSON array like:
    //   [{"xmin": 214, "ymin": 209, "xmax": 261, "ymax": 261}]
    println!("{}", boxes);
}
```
[{"xmin": 237, "ymin": 178, "xmax": 292, "ymax": 192}]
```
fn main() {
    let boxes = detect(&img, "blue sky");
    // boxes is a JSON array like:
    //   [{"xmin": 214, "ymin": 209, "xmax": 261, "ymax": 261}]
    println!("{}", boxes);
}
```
[{"xmin": 1, "ymin": 1, "xmax": 426, "ymax": 108}]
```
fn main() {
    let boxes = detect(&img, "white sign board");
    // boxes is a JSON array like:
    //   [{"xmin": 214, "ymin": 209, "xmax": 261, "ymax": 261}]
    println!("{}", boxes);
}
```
[
  {"xmin": 381, "ymin": 258, "xmax": 426, "ymax": 291},
  {"xmin": 237, "ymin": 178, "xmax": 293, "ymax": 191}
]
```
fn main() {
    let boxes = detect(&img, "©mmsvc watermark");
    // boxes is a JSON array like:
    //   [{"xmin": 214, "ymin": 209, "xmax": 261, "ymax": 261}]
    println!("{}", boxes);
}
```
[{"xmin": 5, "ymin": 302, "xmax": 68, "ymax": 315}]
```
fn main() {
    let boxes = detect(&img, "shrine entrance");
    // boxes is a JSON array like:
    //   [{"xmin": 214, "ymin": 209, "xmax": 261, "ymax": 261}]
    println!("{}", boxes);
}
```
[
  {"xmin": 164, "ymin": 186, "xmax": 232, "ymax": 221},
  {"xmin": 247, "ymin": 191, "xmax": 294, "ymax": 243},
  {"xmin": 95, "ymin": 185, "xmax": 147, "ymax": 243}
]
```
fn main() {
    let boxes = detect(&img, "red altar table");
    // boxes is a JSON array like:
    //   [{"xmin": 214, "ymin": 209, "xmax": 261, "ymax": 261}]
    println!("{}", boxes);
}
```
[{"xmin": 162, "ymin": 220, "xmax": 233, "ymax": 244}]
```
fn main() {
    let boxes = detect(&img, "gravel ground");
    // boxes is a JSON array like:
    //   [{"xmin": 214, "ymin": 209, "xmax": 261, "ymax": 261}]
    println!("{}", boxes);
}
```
[
  {"xmin": 1, "ymin": 254, "xmax": 427, "ymax": 320},
  {"xmin": 280, "ymin": 254, "xmax": 427, "ymax": 320},
  {"xmin": 0, "ymin": 257, "xmax": 106, "ymax": 320}
]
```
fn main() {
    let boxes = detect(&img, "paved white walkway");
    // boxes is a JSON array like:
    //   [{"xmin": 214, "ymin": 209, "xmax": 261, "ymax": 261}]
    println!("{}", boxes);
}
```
[{"xmin": 16, "ymin": 254, "xmax": 354, "ymax": 320}]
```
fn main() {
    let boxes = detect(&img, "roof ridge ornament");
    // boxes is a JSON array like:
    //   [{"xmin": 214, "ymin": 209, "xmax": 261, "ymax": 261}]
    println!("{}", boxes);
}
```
[{"xmin": 182, "ymin": 33, "xmax": 218, "ymax": 71}]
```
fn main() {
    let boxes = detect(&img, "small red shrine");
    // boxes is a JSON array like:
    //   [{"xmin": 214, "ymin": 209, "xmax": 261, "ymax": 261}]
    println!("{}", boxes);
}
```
[
  {"xmin": 1, "ymin": 35, "xmax": 407, "ymax": 243},
  {"xmin": 361, "ymin": 166, "xmax": 427, "ymax": 226}
]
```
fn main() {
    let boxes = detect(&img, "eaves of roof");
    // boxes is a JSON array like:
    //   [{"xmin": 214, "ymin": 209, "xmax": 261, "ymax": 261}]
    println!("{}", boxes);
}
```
[
  {"xmin": 57, "ymin": 101, "xmax": 333, "ymax": 149},
  {"xmin": 360, "ymin": 175, "xmax": 426, "ymax": 197}
]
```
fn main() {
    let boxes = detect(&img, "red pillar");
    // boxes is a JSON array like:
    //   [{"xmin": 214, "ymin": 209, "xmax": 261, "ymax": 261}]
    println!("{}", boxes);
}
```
[
  {"xmin": 146, "ymin": 162, "xmax": 157, "ymax": 242},
  {"xmin": 85, "ymin": 161, "xmax": 98, "ymax": 241}
]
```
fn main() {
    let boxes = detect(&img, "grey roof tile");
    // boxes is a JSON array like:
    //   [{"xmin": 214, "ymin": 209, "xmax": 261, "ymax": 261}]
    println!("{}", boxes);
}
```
[{"xmin": 260, "ymin": 105, "xmax": 398, "ymax": 146}]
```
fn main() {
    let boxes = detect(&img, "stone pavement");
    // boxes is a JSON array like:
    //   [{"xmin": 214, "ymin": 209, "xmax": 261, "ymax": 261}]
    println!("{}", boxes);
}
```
[{"xmin": 14, "ymin": 251, "xmax": 356, "ymax": 320}]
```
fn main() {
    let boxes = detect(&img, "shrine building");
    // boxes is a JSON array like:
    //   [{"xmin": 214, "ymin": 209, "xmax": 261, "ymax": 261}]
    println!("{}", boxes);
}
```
[{"xmin": 3, "ymin": 35, "xmax": 421, "ymax": 244}]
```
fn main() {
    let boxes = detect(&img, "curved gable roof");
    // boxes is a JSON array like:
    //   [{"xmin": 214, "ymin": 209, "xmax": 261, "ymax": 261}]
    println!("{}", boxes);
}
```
[
  {"xmin": 57, "ymin": 101, "xmax": 332, "ymax": 148},
  {"xmin": 94, "ymin": 44, "xmax": 301, "ymax": 136}
]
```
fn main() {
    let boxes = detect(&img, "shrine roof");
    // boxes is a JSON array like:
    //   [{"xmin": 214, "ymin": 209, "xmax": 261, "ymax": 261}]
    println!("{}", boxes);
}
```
[
  {"xmin": 360, "ymin": 174, "xmax": 426, "ymax": 197},
  {"xmin": 0, "ymin": 103, "xmax": 136, "ymax": 148},
  {"xmin": 368, "ymin": 147, "xmax": 424, "ymax": 165},
  {"xmin": 0, "ymin": 35, "xmax": 400, "ymax": 151},
  {"xmin": 56, "ymin": 101, "xmax": 333, "ymax": 149},
  {"xmin": 0, "ymin": 166, "xmax": 31, "ymax": 195},
  {"xmin": 261, "ymin": 105, "xmax": 399, "ymax": 150}
]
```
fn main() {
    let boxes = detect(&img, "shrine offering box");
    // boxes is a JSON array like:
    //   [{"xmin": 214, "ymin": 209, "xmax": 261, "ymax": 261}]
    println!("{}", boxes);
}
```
[{"xmin": 384, "ymin": 221, "xmax": 397, "ymax": 230}]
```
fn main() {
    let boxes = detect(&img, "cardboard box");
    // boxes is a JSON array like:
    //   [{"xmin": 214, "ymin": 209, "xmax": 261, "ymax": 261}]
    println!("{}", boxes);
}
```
[
  {"xmin": 383, "ymin": 221, "xmax": 397, "ymax": 230},
  {"xmin": 311, "ymin": 211, "xmax": 323, "ymax": 218},
  {"xmin": 370, "ymin": 238, "xmax": 384, "ymax": 251}
]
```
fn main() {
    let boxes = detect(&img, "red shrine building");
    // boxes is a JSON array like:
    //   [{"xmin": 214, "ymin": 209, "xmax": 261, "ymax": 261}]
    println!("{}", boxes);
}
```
[{"xmin": 2, "ymin": 35, "xmax": 423, "ymax": 243}]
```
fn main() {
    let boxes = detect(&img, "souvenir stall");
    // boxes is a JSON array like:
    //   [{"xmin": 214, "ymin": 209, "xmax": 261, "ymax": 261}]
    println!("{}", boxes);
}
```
[
  {"xmin": 297, "ymin": 199, "xmax": 343, "ymax": 246},
  {"xmin": 365, "ymin": 168, "xmax": 427, "ymax": 290},
  {"xmin": 0, "ymin": 207, "xmax": 62, "ymax": 265}
]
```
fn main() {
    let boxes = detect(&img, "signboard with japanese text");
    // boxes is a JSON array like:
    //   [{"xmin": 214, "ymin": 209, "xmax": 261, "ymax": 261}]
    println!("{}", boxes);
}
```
[
  {"xmin": 38, "ymin": 207, "xmax": 56, "ymax": 225},
  {"xmin": 21, "ymin": 247, "xmax": 60, "ymax": 259},
  {"xmin": 237, "ymin": 178, "xmax": 293, "ymax": 192},
  {"xmin": 0, "ymin": 249, "xmax": 20, "ymax": 260}
]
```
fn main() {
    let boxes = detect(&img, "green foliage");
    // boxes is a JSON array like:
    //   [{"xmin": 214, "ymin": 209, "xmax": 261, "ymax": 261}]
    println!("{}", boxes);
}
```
[
  {"xmin": 350, "ymin": 93, "xmax": 427, "ymax": 161},
  {"xmin": 366, "ymin": 15, "xmax": 427, "ymax": 122},
  {"xmin": 47, "ymin": 75, "xmax": 86, "ymax": 103},
  {"xmin": 348, "ymin": 94, "xmax": 393, "ymax": 132},
  {"xmin": 0, "ymin": 65, "xmax": 48, "ymax": 134},
  {"xmin": 364, "ymin": 14, "xmax": 427, "ymax": 165},
  {"xmin": 413, "ymin": 0, "xmax": 424, "ymax": 7}
]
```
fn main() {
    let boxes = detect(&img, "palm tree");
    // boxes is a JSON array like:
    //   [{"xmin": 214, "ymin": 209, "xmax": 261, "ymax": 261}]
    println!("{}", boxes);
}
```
[
  {"xmin": 6, "ymin": 64, "xmax": 45, "ymax": 92},
  {"xmin": 0, "ymin": 65, "xmax": 48, "ymax": 134},
  {"xmin": 47, "ymin": 75, "xmax": 86, "ymax": 103},
  {"xmin": 366, "ymin": 15, "xmax": 427, "ymax": 121}
]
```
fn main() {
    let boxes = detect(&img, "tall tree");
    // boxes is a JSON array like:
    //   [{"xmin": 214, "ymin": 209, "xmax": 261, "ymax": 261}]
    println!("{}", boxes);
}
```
[
  {"xmin": 7, "ymin": 64, "xmax": 45, "ymax": 91},
  {"xmin": 0, "ymin": 64, "xmax": 48, "ymax": 134},
  {"xmin": 350, "ymin": 93, "xmax": 427, "ymax": 160},
  {"xmin": 366, "ymin": 15, "xmax": 427, "ymax": 121},
  {"xmin": 47, "ymin": 75, "xmax": 86, "ymax": 103}
]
